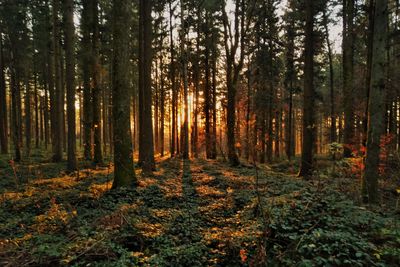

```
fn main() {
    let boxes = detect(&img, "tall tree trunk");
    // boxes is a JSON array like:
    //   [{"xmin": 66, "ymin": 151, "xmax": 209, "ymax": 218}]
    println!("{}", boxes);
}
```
[
  {"xmin": 362, "ymin": 0, "xmax": 388, "ymax": 204},
  {"xmin": 364, "ymin": 0, "xmax": 375, "ymax": 147},
  {"xmin": 139, "ymin": 0, "xmax": 155, "ymax": 172},
  {"xmin": 180, "ymin": 0, "xmax": 189, "ymax": 159},
  {"xmin": 211, "ymin": 30, "xmax": 218, "ymax": 159},
  {"xmin": 298, "ymin": 0, "xmax": 315, "ymax": 178},
  {"xmin": 343, "ymin": 0, "xmax": 355, "ymax": 157},
  {"xmin": 323, "ymin": 10, "xmax": 336, "ymax": 144},
  {"xmin": 25, "ymin": 76, "xmax": 31, "ymax": 157},
  {"xmin": 11, "ymin": 70, "xmax": 22, "ymax": 162},
  {"xmin": 34, "ymin": 73, "xmax": 39, "ymax": 148},
  {"xmin": 82, "ymin": 0, "xmax": 93, "ymax": 160},
  {"xmin": 111, "ymin": 0, "xmax": 136, "ymax": 188},
  {"xmin": 160, "ymin": 58, "xmax": 165, "ymax": 156},
  {"xmin": 204, "ymin": 18, "xmax": 212, "ymax": 159},
  {"xmin": 92, "ymin": 0, "xmax": 103, "ymax": 165},
  {"xmin": 0, "ymin": 33, "xmax": 8, "ymax": 154},
  {"xmin": 52, "ymin": 0, "xmax": 63, "ymax": 162},
  {"xmin": 63, "ymin": 0, "xmax": 77, "ymax": 171},
  {"xmin": 169, "ymin": 0, "xmax": 177, "ymax": 158}
]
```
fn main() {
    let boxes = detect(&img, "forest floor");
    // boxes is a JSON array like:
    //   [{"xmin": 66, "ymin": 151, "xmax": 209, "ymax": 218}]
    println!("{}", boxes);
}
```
[{"xmin": 0, "ymin": 151, "xmax": 399, "ymax": 266}]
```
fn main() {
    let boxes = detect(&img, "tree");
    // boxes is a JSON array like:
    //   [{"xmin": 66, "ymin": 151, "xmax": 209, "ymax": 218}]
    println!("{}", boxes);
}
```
[
  {"xmin": 221, "ymin": 0, "xmax": 250, "ymax": 166},
  {"xmin": 111, "ymin": 0, "xmax": 137, "ymax": 188},
  {"xmin": 138, "ymin": 0, "xmax": 156, "ymax": 172},
  {"xmin": 92, "ymin": 0, "xmax": 103, "ymax": 165},
  {"xmin": 180, "ymin": 0, "xmax": 189, "ymax": 159},
  {"xmin": 362, "ymin": 0, "xmax": 388, "ymax": 204},
  {"xmin": 298, "ymin": 0, "xmax": 315, "ymax": 177},
  {"xmin": 63, "ymin": 0, "xmax": 77, "ymax": 171},
  {"xmin": 81, "ymin": 0, "xmax": 93, "ymax": 161},
  {"xmin": 0, "ymin": 31, "xmax": 8, "ymax": 154},
  {"xmin": 342, "ymin": 0, "xmax": 355, "ymax": 157},
  {"xmin": 52, "ymin": 0, "xmax": 63, "ymax": 162}
]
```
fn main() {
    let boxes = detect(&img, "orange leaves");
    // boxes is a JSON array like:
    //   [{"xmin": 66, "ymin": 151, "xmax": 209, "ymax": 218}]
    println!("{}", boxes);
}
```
[{"xmin": 240, "ymin": 248, "xmax": 247, "ymax": 263}]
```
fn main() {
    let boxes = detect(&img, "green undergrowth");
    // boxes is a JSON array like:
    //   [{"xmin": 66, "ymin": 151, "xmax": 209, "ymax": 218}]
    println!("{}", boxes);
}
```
[{"xmin": 0, "ymin": 154, "xmax": 399, "ymax": 266}]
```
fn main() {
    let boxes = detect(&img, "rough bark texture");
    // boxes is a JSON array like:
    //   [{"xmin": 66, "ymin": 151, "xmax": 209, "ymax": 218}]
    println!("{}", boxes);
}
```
[
  {"xmin": 298, "ymin": 0, "xmax": 315, "ymax": 178},
  {"xmin": 362, "ymin": 0, "xmax": 388, "ymax": 204},
  {"xmin": 63, "ymin": 0, "xmax": 77, "ymax": 171},
  {"xmin": 111, "ymin": 0, "xmax": 137, "ymax": 188},
  {"xmin": 138, "ymin": 0, "xmax": 155, "ymax": 172}
]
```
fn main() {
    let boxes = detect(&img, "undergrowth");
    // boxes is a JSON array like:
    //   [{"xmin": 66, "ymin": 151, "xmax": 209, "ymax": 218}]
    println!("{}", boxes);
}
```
[{"xmin": 0, "ymin": 154, "xmax": 399, "ymax": 266}]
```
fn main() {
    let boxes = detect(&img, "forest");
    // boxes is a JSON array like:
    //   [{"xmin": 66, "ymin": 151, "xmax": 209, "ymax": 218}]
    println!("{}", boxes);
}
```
[{"xmin": 0, "ymin": 0, "xmax": 399, "ymax": 266}]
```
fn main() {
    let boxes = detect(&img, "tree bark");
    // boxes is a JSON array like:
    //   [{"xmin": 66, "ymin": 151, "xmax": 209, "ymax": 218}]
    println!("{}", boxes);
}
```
[
  {"xmin": 52, "ymin": 0, "xmax": 63, "ymax": 162},
  {"xmin": 0, "ymin": 33, "xmax": 8, "ymax": 154},
  {"xmin": 138, "ymin": 0, "xmax": 155, "ymax": 172},
  {"xmin": 111, "ymin": 0, "xmax": 137, "ymax": 188},
  {"xmin": 82, "ymin": 0, "xmax": 93, "ymax": 160},
  {"xmin": 362, "ymin": 0, "xmax": 388, "ymax": 204},
  {"xmin": 63, "ymin": 0, "xmax": 77, "ymax": 171},
  {"xmin": 343, "ymin": 0, "xmax": 355, "ymax": 157},
  {"xmin": 298, "ymin": 0, "xmax": 315, "ymax": 178},
  {"xmin": 92, "ymin": 0, "xmax": 103, "ymax": 165}
]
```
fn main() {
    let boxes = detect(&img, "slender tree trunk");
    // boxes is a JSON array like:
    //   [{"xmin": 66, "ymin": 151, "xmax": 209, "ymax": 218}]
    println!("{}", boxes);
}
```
[
  {"xmin": 52, "ymin": 0, "xmax": 63, "ymax": 162},
  {"xmin": 63, "ymin": 0, "xmax": 77, "ymax": 171},
  {"xmin": 364, "ymin": 0, "xmax": 375, "ymax": 147},
  {"xmin": 111, "ymin": 0, "xmax": 136, "ymax": 188},
  {"xmin": 34, "ymin": 73, "xmax": 39, "ymax": 148},
  {"xmin": 160, "ymin": 58, "xmax": 165, "ymax": 156},
  {"xmin": 138, "ymin": 0, "xmax": 155, "ymax": 172},
  {"xmin": 11, "ymin": 70, "xmax": 22, "ymax": 162},
  {"xmin": 0, "ymin": 33, "xmax": 8, "ymax": 154},
  {"xmin": 211, "ymin": 32, "xmax": 218, "ymax": 159},
  {"xmin": 169, "ymin": 0, "xmax": 176, "ymax": 158},
  {"xmin": 298, "ymin": 0, "xmax": 315, "ymax": 178},
  {"xmin": 362, "ymin": 0, "xmax": 388, "ymax": 204},
  {"xmin": 343, "ymin": 0, "xmax": 355, "ymax": 157},
  {"xmin": 82, "ymin": 0, "xmax": 92, "ymax": 160},
  {"xmin": 180, "ymin": 1, "xmax": 189, "ymax": 159},
  {"xmin": 92, "ymin": 0, "xmax": 103, "ymax": 165},
  {"xmin": 323, "ymin": 10, "xmax": 336, "ymax": 144},
  {"xmin": 25, "ymin": 76, "xmax": 31, "ymax": 157}
]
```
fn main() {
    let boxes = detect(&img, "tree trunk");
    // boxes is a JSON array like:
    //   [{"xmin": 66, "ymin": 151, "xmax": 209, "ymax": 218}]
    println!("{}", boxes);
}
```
[
  {"xmin": 138, "ymin": 0, "xmax": 155, "ymax": 172},
  {"xmin": 82, "ymin": 0, "xmax": 93, "ymax": 161},
  {"xmin": 0, "ymin": 33, "xmax": 8, "ymax": 154},
  {"xmin": 52, "ymin": 0, "xmax": 63, "ymax": 162},
  {"xmin": 34, "ymin": 73, "xmax": 39, "ymax": 148},
  {"xmin": 343, "ymin": 0, "xmax": 355, "ymax": 157},
  {"xmin": 25, "ymin": 77, "xmax": 31, "ymax": 157},
  {"xmin": 63, "ymin": 0, "xmax": 77, "ymax": 171},
  {"xmin": 180, "ymin": 0, "xmax": 189, "ymax": 159},
  {"xmin": 362, "ymin": 0, "xmax": 388, "ymax": 204},
  {"xmin": 298, "ymin": 0, "xmax": 315, "ymax": 178},
  {"xmin": 92, "ymin": 0, "xmax": 103, "ymax": 165},
  {"xmin": 11, "ymin": 70, "xmax": 22, "ymax": 162},
  {"xmin": 169, "ymin": 1, "xmax": 176, "ymax": 158},
  {"xmin": 323, "ymin": 10, "xmax": 336, "ymax": 144},
  {"xmin": 111, "ymin": 0, "xmax": 136, "ymax": 188}
]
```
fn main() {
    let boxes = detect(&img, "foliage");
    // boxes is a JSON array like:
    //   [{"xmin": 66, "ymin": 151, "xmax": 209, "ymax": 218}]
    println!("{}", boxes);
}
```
[{"xmin": 0, "ymin": 157, "xmax": 399, "ymax": 266}]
